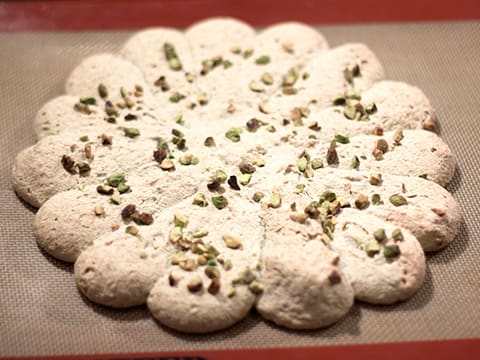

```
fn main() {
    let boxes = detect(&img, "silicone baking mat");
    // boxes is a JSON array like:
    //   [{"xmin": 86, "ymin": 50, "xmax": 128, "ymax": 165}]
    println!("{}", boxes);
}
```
[{"xmin": 1, "ymin": 21, "xmax": 479, "ymax": 357}]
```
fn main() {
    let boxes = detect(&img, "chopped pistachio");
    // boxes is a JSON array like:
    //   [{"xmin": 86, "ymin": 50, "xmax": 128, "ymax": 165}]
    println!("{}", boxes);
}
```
[
  {"xmin": 389, "ymin": 194, "xmax": 408, "ymax": 207},
  {"xmin": 164, "ymin": 43, "xmax": 183, "ymax": 71},
  {"xmin": 335, "ymin": 134, "xmax": 350, "ymax": 144},
  {"xmin": 204, "ymin": 136, "xmax": 216, "ymax": 147},
  {"xmin": 107, "ymin": 173, "xmax": 125, "ymax": 187},
  {"xmin": 282, "ymin": 67, "xmax": 299, "ymax": 87},
  {"xmin": 419, "ymin": 173, "xmax": 428, "ymax": 179},
  {"xmin": 169, "ymin": 92, "xmax": 185, "ymax": 103},
  {"xmin": 320, "ymin": 191, "xmax": 337, "ymax": 203},
  {"xmin": 252, "ymin": 157, "xmax": 265, "ymax": 167},
  {"xmin": 343, "ymin": 64, "xmax": 361, "ymax": 84},
  {"xmin": 94, "ymin": 205, "xmax": 104, "ymax": 216},
  {"xmin": 212, "ymin": 195, "xmax": 228, "ymax": 210},
  {"xmin": 116, "ymin": 181, "xmax": 128, "ymax": 192},
  {"xmin": 249, "ymin": 80, "xmax": 265, "ymax": 92},
  {"xmin": 225, "ymin": 128, "xmax": 241, "ymax": 142},
  {"xmin": 169, "ymin": 227, "xmax": 183, "ymax": 243},
  {"xmin": 61, "ymin": 155, "xmax": 76, "ymax": 174},
  {"xmin": 79, "ymin": 97, "xmax": 96, "ymax": 106},
  {"xmin": 123, "ymin": 127, "xmax": 140, "ymax": 138},
  {"xmin": 246, "ymin": 118, "xmax": 261, "ymax": 132},
  {"xmin": 355, "ymin": 194, "xmax": 370, "ymax": 210},
  {"xmin": 104, "ymin": 101, "xmax": 117, "ymax": 116},
  {"xmin": 366, "ymin": 241, "xmax": 381, "ymax": 257},
  {"xmin": 373, "ymin": 229, "xmax": 386, "ymax": 242},
  {"xmin": 192, "ymin": 193, "xmax": 208, "ymax": 207},
  {"xmin": 205, "ymin": 266, "xmax": 221, "ymax": 279},
  {"xmin": 125, "ymin": 225, "xmax": 139, "ymax": 236},
  {"xmin": 192, "ymin": 229, "xmax": 209, "ymax": 238},
  {"xmin": 423, "ymin": 118, "xmax": 436, "ymax": 131},
  {"xmin": 332, "ymin": 97, "xmax": 346, "ymax": 106},
  {"xmin": 290, "ymin": 212, "xmax": 309, "ymax": 224},
  {"xmin": 252, "ymin": 192, "xmax": 264, "ymax": 202},
  {"xmin": 431, "ymin": 208, "xmax": 446, "ymax": 217},
  {"xmin": 174, "ymin": 213, "xmax": 188, "ymax": 228},
  {"xmin": 384, "ymin": 244, "xmax": 401, "ymax": 258},
  {"xmin": 208, "ymin": 278, "xmax": 221, "ymax": 295},
  {"xmin": 365, "ymin": 103, "xmax": 377, "ymax": 114},
  {"xmin": 226, "ymin": 287, "xmax": 236, "ymax": 298},
  {"xmin": 121, "ymin": 204, "xmax": 136, "ymax": 219},
  {"xmin": 230, "ymin": 45, "xmax": 241, "ymax": 54},
  {"xmin": 179, "ymin": 258, "xmax": 196, "ymax": 271},
  {"xmin": 153, "ymin": 148, "xmax": 167, "ymax": 164},
  {"xmin": 255, "ymin": 55, "xmax": 270, "ymax": 65},
  {"xmin": 131, "ymin": 212, "xmax": 154, "ymax": 225},
  {"xmin": 326, "ymin": 140, "xmax": 339, "ymax": 166},
  {"xmin": 197, "ymin": 255, "xmax": 208, "ymax": 266},
  {"xmin": 207, "ymin": 259, "xmax": 217, "ymax": 266},
  {"xmin": 351, "ymin": 155, "xmax": 360, "ymax": 169},
  {"xmin": 98, "ymin": 83, "xmax": 108, "ymax": 98},
  {"xmin": 96, "ymin": 184, "xmax": 114, "ymax": 195},
  {"xmin": 393, "ymin": 128, "xmax": 404, "ymax": 145},
  {"xmin": 392, "ymin": 228, "xmax": 404, "ymax": 241},
  {"xmin": 179, "ymin": 153, "xmax": 199, "ymax": 166},
  {"xmin": 369, "ymin": 173, "xmax": 382, "ymax": 186},
  {"xmin": 77, "ymin": 162, "xmax": 91, "ymax": 177},
  {"xmin": 159, "ymin": 159, "xmax": 175, "ymax": 171},
  {"xmin": 282, "ymin": 86, "xmax": 297, "ymax": 95},
  {"xmin": 297, "ymin": 157, "xmax": 308, "ymax": 172},
  {"xmin": 261, "ymin": 72, "xmax": 274, "ymax": 85},
  {"xmin": 223, "ymin": 259, "xmax": 233, "ymax": 271},
  {"xmin": 248, "ymin": 280, "xmax": 264, "ymax": 294},
  {"xmin": 343, "ymin": 105, "xmax": 357, "ymax": 120},
  {"xmin": 187, "ymin": 277, "xmax": 203, "ymax": 292},
  {"xmin": 239, "ymin": 160, "xmax": 256, "ymax": 174},
  {"xmin": 267, "ymin": 193, "xmax": 282, "ymax": 208},
  {"xmin": 371, "ymin": 193, "xmax": 382, "ymax": 205},
  {"xmin": 79, "ymin": 135, "xmax": 89, "ymax": 142},
  {"xmin": 110, "ymin": 194, "xmax": 121, "ymax": 205},
  {"xmin": 376, "ymin": 139, "xmax": 389, "ymax": 154},
  {"xmin": 372, "ymin": 148, "xmax": 384, "ymax": 161},
  {"xmin": 373, "ymin": 126, "xmax": 384, "ymax": 136},
  {"xmin": 197, "ymin": 93, "xmax": 208, "ymax": 106},
  {"xmin": 223, "ymin": 234, "xmax": 242, "ymax": 249},
  {"xmin": 295, "ymin": 184, "xmax": 305, "ymax": 194},
  {"xmin": 171, "ymin": 252, "xmax": 188, "ymax": 265},
  {"xmin": 282, "ymin": 41, "xmax": 294, "ymax": 54},
  {"xmin": 304, "ymin": 205, "xmax": 320, "ymax": 219},
  {"xmin": 100, "ymin": 133, "xmax": 113, "ymax": 145},
  {"xmin": 310, "ymin": 158, "xmax": 324, "ymax": 170},
  {"xmin": 243, "ymin": 48, "xmax": 254, "ymax": 58},
  {"xmin": 226, "ymin": 175, "xmax": 240, "ymax": 190}
]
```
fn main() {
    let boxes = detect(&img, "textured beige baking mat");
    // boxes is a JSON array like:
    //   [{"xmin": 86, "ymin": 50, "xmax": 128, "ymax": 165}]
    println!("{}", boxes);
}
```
[{"xmin": 1, "ymin": 22, "xmax": 479, "ymax": 357}]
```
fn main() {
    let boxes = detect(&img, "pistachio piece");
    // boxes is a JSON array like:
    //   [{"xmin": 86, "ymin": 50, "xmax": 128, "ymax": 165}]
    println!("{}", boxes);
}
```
[
  {"xmin": 197, "ymin": 255, "xmax": 208, "ymax": 266},
  {"xmin": 290, "ymin": 212, "xmax": 309, "ymax": 224},
  {"xmin": 297, "ymin": 157, "xmax": 308, "ymax": 172},
  {"xmin": 121, "ymin": 204, "xmax": 136, "ymax": 219},
  {"xmin": 208, "ymin": 278, "xmax": 221, "ymax": 295},
  {"xmin": 94, "ymin": 205, "xmax": 104, "ymax": 216},
  {"xmin": 96, "ymin": 184, "xmax": 114, "ymax": 195},
  {"xmin": 171, "ymin": 252, "xmax": 187, "ymax": 265},
  {"xmin": 192, "ymin": 193, "xmax": 208, "ymax": 207},
  {"xmin": 326, "ymin": 140, "xmax": 339, "ymax": 166},
  {"xmin": 255, "ymin": 55, "xmax": 270, "ymax": 65},
  {"xmin": 192, "ymin": 230, "xmax": 208, "ymax": 239},
  {"xmin": 393, "ymin": 128, "xmax": 404, "ymax": 145},
  {"xmin": 174, "ymin": 213, "xmax": 188, "ymax": 228},
  {"xmin": 159, "ymin": 159, "xmax": 175, "ymax": 171},
  {"xmin": 389, "ymin": 194, "xmax": 408, "ymax": 207},
  {"xmin": 252, "ymin": 192, "xmax": 264, "ymax": 202},
  {"xmin": 243, "ymin": 48, "xmax": 254, "ymax": 59},
  {"xmin": 179, "ymin": 258, "xmax": 196, "ymax": 271},
  {"xmin": 169, "ymin": 92, "xmax": 185, "ymax": 103},
  {"xmin": 252, "ymin": 157, "xmax": 265, "ymax": 167},
  {"xmin": 230, "ymin": 45, "xmax": 241, "ymax": 54},
  {"xmin": 423, "ymin": 118, "xmax": 436, "ymax": 131},
  {"xmin": 164, "ymin": 43, "xmax": 183, "ymax": 71},
  {"xmin": 107, "ymin": 173, "xmax": 125, "ymax": 187},
  {"xmin": 351, "ymin": 155, "xmax": 360, "ymax": 169},
  {"xmin": 187, "ymin": 277, "xmax": 203, "ymax": 293},
  {"xmin": 212, "ymin": 196, "xmax": 228, "ymax": 210},
  {"xmin": 261, "ymin": 72, "xmax": 274, "ymax": 85},
  {"xmin": 365, "ymin": 103, "xmax": 377, "ymax": 114},
  {"xmin": 369, "ymin": 173, "xmax": 382, "ymax": 186},
  {"xmin": 117, "ymin": 182, "xmax": 129, "ymax": 194},
  {"xmin": 169, "ymin": 227, "xmax": 183, "ymax": 243},
  {"xmin": 223, "ymin": 234, "xmax": 242, "ymax": 249},
  {"xmin": 246, "ymin": 118, "xmax": 261, "ymax": 132},
  {"xmin": 267, "ymin": 193, "xmax": 282, "ymax": 208},
  {"xmin": 100, "ymin": 134, "xmax": 113, "ymax": 145},
  {"xmin": 154, "ymin": 76, "xmax": 170, "ymax": 91},
  {"xmin": 282, "ymin": 42, "xmax": 294, "ymax": 54},
  {"xmin": 376, "ymin": 139, "xmax": 389, "ymax": 153},
  {"xmin": 304, "ymin": 205, "xmax": 320, "ymax": 219},
  {"xmin": 123, "ymin": 127, "xmax": 140, "ymax": 138},
  {"xmin": 228, "ymin": 175, "xmax": 241, "ymax": 190},
  {"xmin": 335, "ymin": 134, "xmax": 350, "ymax": 144},
  {"xmin": 373, "ymin": 228, "xmax": 386, "ymax": 242},
  {"xmin": 239, "ymin": 160, "xmax": 256, "ymax": 174},
  {"xmin": 372, "ymin": 148, "xmax": 384, "ymax": 161},
  {"xmin": 98, "ymin": 83, "xmax": 108, "ymax": 98},
  {"xmin": 79, "ymin": 135, "xmax": 89, "ymax": 142},
  {"xmin": 249, "ymin": 80, "xmax": 265, "ymax": 92},
  {"xmin": 61, "ymin": 155, "xmax": 76, "ymax": 174},
  {"xmin": 125, "ymin": 225, "xmax": 139, "ymax": 236},
  {"xmin": 249, "ymin": 280, "xmax": 264, "ymax": 294},
  {"xmin": 366, "ymin": 241, "xmax": 381, "ymax": 257},
  {"xmin": 371, "ymin": 193, "xmax": 382, "ymax": 205},
  {"xmin": 384, "ymin": 244, "xmax": 401, "ymax": 258},
  {"xmin": 355, "ymin": 194, "xmax": 370, "ymax": 210},
  {"xmin": 431, "ymin": 208, "xmax": 446, "ymax": 217},
  {"xmin": 131, "ymin": 212, "xmax": 154, "ymax": 225},
  {"xmin": 295, "ymin": 184, "xmax": 305, "ymax": 193},
  {"xmin": 373, "ymin": 126, "xmax": 384, "ymax": 136},
  {"xmin": 311, "ymin": 158, "xmax": 324, "ymax": 170},
  {"xmin": 225, "ymin": 128, "xmax": 241, "ymax": 142},
  {"xmin": 110, "ymin": 194, "xmax": 122, "ymax": 205},
  {"xmin": 392, "ymin": 228, "xmax": 404, "ymax": 241},
  {"xmin": 204, "ymin": 136, "xmax": 216, "ymax": 147}
]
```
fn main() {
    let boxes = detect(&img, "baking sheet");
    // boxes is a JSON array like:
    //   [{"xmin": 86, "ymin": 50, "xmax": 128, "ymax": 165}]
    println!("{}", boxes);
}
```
[{"xmin": 0, "ymin": 21, "xmax": 479, "ymax": 357}]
